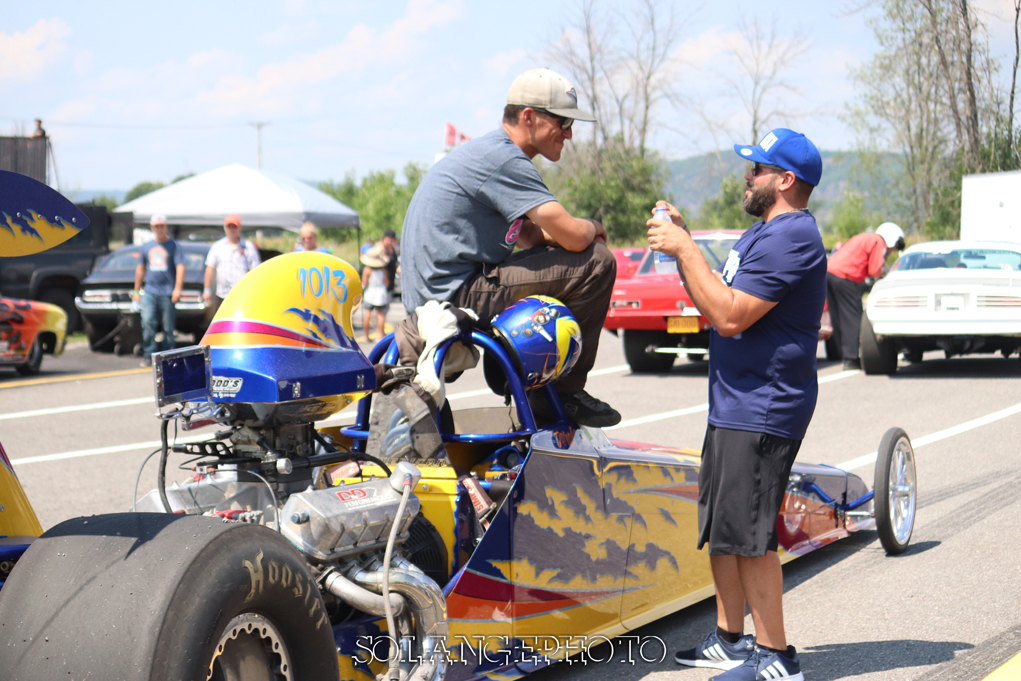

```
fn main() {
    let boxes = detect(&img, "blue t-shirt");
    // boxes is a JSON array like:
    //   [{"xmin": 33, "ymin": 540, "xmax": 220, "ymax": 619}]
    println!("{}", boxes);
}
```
[
  {"xmin": 400, "ymin": 128, "xmax": 556, "ymax": 311},
  {"xmin": 140, "ymin": 239, "xmax": 182, "ymax": 296},
  {"xmin": 708, "ymin": 211, "xmax": 827, "ymax": 440}
]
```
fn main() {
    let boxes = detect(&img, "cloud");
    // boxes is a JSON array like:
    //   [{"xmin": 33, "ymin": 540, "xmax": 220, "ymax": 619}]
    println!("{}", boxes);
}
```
[
  {"xmin": 260, "ymin": 21, "xmax": 322, "ymax": 47},
  {"xmin": 675, "ymin": 26, "xmax": 741, "ymax": 70},
  {"xmin": 0, "ymin": 18, "xmax": 72, "ymax": 84},
  {"xmin": 193, "ymin": 0, "xmax": 464, "ymax": 116},
  {"xmin": 484, "ymin": 48, "xmax": 528, "ymax": 76}
]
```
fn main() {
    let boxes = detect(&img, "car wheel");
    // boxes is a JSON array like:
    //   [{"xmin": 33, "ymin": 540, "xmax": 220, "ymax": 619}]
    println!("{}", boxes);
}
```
[
  {"xmin": 39, "ymin": 288, "xmax": 79, "ymax": 333},
  {"xmin": 14, "ymin": 338, "xmax": 43, "ymax": 376},
  {"xmin": 84, "ymin": 319, "xmax": 116, "ymax": 353},
  {"xmin": 874, "ymin": 427, "xmax": 916, "ymax": 555},
  {"xmin": 622, "ymin": 329, "xmax": 675, "ymax": 373},
  {"xmin": 0, "ymin": 513, "xmax": 339, "ymax": 680},
  {"xmin": 859, "ymin": 314, "xmax": 897, "ymax": 375}
]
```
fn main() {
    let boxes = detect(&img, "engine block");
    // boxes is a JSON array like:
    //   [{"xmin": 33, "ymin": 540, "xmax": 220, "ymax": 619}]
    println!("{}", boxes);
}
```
[{"xmin": 280, "ymin": 462, "xmax": 421, "ymax": 561}]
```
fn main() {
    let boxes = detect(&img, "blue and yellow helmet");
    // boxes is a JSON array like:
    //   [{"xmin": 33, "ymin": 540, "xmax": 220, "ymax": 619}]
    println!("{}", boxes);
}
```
[{"xmin": 489, "ymin": 295, "xmax": 582, "ymax": 390}]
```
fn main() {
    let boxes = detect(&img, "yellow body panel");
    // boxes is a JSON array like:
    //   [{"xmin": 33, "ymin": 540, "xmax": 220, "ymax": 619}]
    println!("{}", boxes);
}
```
[{"xmin": 0, "ymin": 462, "xmax": 43, "ymax": 537}]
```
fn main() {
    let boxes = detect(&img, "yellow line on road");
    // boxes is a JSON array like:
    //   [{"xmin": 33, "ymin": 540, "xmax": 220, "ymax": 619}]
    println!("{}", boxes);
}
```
[
  {"xmin": 0, "ymin": 367, "xmax": 150, "ymax": 389},
  {"xmin": 985, "ymin": 651, "xmax": 1021, "ymax": 680}
]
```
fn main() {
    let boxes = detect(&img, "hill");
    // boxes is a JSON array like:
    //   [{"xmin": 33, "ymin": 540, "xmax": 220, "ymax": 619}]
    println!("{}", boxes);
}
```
[{"xmin": 664, "ymin": 150, "xmax": 901, "ymax": 226}]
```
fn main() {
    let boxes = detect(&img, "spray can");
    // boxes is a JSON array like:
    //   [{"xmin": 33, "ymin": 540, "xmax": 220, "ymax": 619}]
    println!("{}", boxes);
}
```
[{"xmin": 651, "ymin": 206, "xmax": 677, "ymax": 275}]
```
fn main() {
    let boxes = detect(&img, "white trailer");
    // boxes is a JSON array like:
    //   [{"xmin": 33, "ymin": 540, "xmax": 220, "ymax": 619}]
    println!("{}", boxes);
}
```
[{"xmin": 960, "ymin": 170, "xmax": 1021, "ymax": 243}]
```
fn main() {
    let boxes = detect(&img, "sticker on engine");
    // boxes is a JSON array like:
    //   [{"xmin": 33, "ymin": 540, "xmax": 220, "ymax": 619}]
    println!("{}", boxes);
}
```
[
  {"xmin": 336, "ymin": 487, "xmax": 378, "ymax": 508},
  {"xmin": 212, "ymin": 376, "xmax": 244, "ymax": 395}
]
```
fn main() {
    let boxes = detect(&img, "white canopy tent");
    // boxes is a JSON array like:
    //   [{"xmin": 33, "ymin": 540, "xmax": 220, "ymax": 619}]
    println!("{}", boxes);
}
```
[{"xmin": 114, "ymin": 163, "xmax": 359, "ymax": 232}]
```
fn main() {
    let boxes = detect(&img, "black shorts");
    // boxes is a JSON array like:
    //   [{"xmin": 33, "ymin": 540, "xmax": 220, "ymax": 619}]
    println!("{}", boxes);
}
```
[{"xmin": 697, "ymin": 425, "xmax": 801, "ymax": 556}]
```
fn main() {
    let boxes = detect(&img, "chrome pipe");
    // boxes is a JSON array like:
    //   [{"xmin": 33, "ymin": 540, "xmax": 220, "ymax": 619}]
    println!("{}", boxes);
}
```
[{"xmin": 322, "ymin": 569, "xmax": 408, "ymax": 617}]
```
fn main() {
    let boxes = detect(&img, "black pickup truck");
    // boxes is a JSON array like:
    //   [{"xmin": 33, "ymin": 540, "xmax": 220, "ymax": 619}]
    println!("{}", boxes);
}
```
[{"xmin": 0, "ymin": 204, "xmax": 111, "ymax": 332}]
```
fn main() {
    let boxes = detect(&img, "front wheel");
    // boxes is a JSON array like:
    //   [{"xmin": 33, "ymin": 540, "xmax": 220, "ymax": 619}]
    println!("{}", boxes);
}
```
[
  {"xmin": 0, "ymin": 513, "xmax": 339, "ymax": 680},
  {"xmin": 622, "ymin": 329, "xmax": 675, "ymax": 373},
  {"xmin": 874, "ymin": 427, "xmax": 917, "ymax": 555},
  {"xmin": 14, "ymin": 338, "xmax": 42, "ymax": 376}
]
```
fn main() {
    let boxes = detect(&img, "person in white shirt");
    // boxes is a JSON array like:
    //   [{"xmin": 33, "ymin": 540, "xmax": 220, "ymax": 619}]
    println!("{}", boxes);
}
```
[{"xmin": 203, "ymin": 213, "xmax": 261, "ymax": 319}]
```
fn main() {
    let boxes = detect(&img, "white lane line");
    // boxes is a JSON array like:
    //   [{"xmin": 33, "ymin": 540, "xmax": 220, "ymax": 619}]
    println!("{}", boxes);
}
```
[
  {"xmin": 7, "ymin": 365, "xmax": 850, "ymax": 465},
  {"xmin": 0, "ymin": 397, "xmax": 153, "ymax": 421},
  {"xmin": 0, "ymin": 367, "xmax": 634, "ymax": 423},
  {"xmin": 835, "ymin": 401, "xmax": 1021, "ymax": 471},
  {"xmin": 605, "ymin": 368, "xmax": 858, "ymax": 431}
]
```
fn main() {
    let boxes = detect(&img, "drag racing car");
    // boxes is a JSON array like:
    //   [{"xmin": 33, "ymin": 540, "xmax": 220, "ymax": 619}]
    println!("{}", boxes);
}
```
[{"xmin": 0, "ymin": 242, "xmax": 919, "ymax": 680}]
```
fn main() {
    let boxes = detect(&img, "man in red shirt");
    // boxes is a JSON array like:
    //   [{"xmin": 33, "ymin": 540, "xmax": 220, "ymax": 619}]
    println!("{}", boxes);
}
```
[{"xmin": 827, "ymin": 222, "xmax": 905, "ymax": 368}]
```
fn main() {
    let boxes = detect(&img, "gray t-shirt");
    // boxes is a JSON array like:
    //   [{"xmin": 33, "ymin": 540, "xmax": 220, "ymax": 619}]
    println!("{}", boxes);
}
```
[{"xmin": 400, "ymin": 128, "xmax": 556, "ymax": 311}]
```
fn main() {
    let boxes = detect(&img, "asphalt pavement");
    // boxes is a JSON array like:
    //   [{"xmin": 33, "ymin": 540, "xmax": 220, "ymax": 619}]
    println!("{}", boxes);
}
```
[{"xmin": 1, "ymin": 317, "xmax": 1019, "ymax": 681}]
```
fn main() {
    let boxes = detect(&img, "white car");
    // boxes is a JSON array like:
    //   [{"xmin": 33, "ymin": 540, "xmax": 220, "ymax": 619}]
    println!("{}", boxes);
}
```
[{"xmin": 862, "ymin": 240, "xmax": 1021, "ymax": 373}]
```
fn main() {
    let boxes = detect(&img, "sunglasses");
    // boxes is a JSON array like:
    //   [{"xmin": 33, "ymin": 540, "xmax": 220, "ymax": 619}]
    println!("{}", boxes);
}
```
[
  {"xmin": 225, "ymin": 223, "xmax": 241, "ymax": 228},
  {"xmin": 533, "ymin": 108, "xmax": 574, "ymax": 131},
  {"xmin": 751, "ymin": 162, "xmax": 785, "ymax": 177}
]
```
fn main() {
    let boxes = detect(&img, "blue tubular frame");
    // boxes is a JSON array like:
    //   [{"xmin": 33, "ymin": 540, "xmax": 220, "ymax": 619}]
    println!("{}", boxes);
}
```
[
  {"xmin": 803, "ymin": 481, "xmax": 875, "ymax": 512},
  {"xmin": 340, "ymin": 331, "xmax": 571, "ymax": 445}
]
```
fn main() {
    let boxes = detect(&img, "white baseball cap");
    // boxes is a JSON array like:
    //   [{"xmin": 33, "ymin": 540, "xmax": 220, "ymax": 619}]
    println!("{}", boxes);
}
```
[
  {"xmin": 150, "ymin": 214, "xmax": 167, "ymax": 227},
  {"xmin": 506, "ymin": 68, "xmax": 595, "ymax": 121}
]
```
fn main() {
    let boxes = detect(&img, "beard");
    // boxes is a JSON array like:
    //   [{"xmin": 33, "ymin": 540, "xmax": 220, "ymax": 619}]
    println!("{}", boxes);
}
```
[{"xmin": 743, "ymin": 178, "xmax": 778, "ymax": 217}]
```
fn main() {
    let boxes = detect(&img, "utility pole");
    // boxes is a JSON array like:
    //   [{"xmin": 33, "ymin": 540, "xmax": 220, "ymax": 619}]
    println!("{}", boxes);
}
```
[{"xmin": 248, "ymin": 121, "xmax": 270, "ymax": 168}]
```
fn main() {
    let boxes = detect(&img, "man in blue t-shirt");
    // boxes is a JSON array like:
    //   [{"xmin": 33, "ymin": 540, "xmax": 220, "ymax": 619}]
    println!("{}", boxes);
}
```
[
  {"xmin": 398, "ymin": 68, "xmax": 619, "ymax": 427},
  {"xmin": 648, "ymin": 129, "xmax": 826, "ymax": 681},
  {"xmin": 133, "ymin": 214, "xmax": 185, "ymax": 365}
]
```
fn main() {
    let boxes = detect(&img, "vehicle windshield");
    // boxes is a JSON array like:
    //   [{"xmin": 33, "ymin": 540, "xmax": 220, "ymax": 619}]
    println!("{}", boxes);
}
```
[
  {"xmin": 636, "ymin": 236, "xmax": 740, "ymax": 274},
  {"xmin": 98, "ymin": 249, "xmax": 207, "ymax": 272},
  {"xmin": 893, "ymin": 247, "xmax": 1021, "ymax": 272}
]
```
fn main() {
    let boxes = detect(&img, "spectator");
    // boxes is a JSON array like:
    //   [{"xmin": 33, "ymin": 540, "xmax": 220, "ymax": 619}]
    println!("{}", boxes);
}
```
[
  {"xmin": 294, "ymin": 221, "xmax": 331, "ymax": 253},
  {"xmin": 360, "ymin": 246, "xmax": 391, "ymax": 342},
  {"xmin": 203, "ymin": 214, "xmax": 261, "ymax": 320},
  {"xmin": 397, "ymin": 67, "xmax": 619, "ymax": 427},
  {"xmin": 31, "ymin": 119, "xmax": 46, "ymax": 138},
  {"xmin": 827, "ymin": 222, "xmax": 905, "ymax": 369},
  {"xmin": 133, "ymin": 214, "xmax": 184, "ymax": 366},
  {"xmin": 651, "ymin": 128, "xmax": 827, "ymax": 681},
  {"xmin": 378, "ymin": 228, "xmax": 399, "ymax": 296}
]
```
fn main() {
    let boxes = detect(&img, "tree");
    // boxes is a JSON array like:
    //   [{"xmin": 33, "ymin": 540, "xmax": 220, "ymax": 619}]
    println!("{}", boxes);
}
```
[
  {"xmin": 846, "ymin": 0, "xmax": 1021, "ymax": 239},
  {"xmin": 543, "ymin": 0, "xmax": 681, "ymax": 243},
  {"xmin": 125, "ymin": 181, "xmax": 165, "ymax": 203},
  {"xmin": 829, "ymin": 190, "xmax": 883, "ymax": 242},
  {"xmin": 688, "ymin": 174, "xmax": 756, "ymax": 232},
  {"xmin": 318, "ymin": 162, "xmax": 426, "ymax": 242}
]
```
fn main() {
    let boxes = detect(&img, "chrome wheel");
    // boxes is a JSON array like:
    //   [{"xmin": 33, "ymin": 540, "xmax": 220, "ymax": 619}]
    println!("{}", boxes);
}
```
[
  {"xmin": 208, "ymin": 613, "xmax": 293, "ymax": 681},
  {"xmin": 875, "ymin": 427, "xmax": 917, "ymax": 555}
]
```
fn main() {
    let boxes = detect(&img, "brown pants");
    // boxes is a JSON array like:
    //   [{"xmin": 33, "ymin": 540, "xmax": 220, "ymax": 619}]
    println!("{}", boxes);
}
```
[{"xmin": 397, "ymin": 242, "xmax": 616, "ymax": 393}]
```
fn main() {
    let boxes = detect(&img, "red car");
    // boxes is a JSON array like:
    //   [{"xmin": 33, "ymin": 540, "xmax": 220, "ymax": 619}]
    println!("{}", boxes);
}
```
[
  {"xmin": 604, "ymin": 231, "xmax": 833, "ymax": 372},
  {"xmin": 610, "ymin": 247, "xmax": 647, "ymax": 279}
]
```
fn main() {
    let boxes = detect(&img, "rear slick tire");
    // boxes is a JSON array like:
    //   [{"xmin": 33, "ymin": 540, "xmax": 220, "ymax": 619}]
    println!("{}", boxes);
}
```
[
  {"xmin": 859, "ymin": 314, "xmax": 897, "ymax": 375},
  {"xmin": 0, "ymin": 513, "xmax": 339, "ymax": 681},
  {"xmin": 622, "ymin": 329, "xmax": 675, "ymax": 373},
  {"xmin": 874, "ymin": 427, "xmax": 917, "ymax": 555}
]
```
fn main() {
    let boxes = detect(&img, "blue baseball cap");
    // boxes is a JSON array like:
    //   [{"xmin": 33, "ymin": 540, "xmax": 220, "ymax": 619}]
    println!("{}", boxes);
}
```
[{"xmin": 733, "ymin": 128, "xmax": 823, "ymax": 186}]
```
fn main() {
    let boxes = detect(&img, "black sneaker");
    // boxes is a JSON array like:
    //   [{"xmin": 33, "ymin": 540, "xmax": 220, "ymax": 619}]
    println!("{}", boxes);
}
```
[
  {"xmin": 842, "ymin": 358, "xmax": 861, "ymax": 370},
  {"xmin": 675, "ymin": 629, "xmax": 755, "ymax": 670},
  {"xmin": 710, "ymin": 645, "xmax": 803, "ymax": 681},
  {"xmin": 528, "ymin": 389, "xmax": 621, "ymax": 428}
]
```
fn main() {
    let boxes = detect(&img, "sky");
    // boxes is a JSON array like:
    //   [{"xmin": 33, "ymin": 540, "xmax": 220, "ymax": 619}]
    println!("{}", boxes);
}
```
[{"xmin": 2, "ymin": 0, "xmax": 1019, "ymax": 193}]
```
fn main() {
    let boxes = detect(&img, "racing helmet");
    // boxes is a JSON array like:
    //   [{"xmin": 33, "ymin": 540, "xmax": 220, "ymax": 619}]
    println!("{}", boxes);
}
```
[
  {"xmin": 484, "ymin": 295, "xmax": 583, "ymax": 392},
  {"xmin": 876, "ymin": 222, "xmax": 906, "ymax": 250}
]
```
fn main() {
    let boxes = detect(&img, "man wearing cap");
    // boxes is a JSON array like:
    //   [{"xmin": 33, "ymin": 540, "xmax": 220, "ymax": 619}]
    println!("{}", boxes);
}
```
[
  {"xmin": 648, "ymin": 128, "xmax": 827, "ymax": 681},
  {"xmin": 827, "ymin": 222, "xmax": 905, "ymax": 369},
  {"xmin": 203, "ymin": 214, "xmax": 261, "ymax": 320},
  {"xmin": 134, "ymin": 214, "xmax": 185, "ymax": 365},
  {"xmin": 398, "ymin": 67, "xmax": 619, "ymax": 427}
]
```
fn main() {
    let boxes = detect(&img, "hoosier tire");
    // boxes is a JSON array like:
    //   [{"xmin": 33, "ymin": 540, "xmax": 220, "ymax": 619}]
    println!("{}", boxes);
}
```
[
  {"xmin": 874, "ymin": 427, "xmax": 917, "ymax": 555},
  {"xmin": 0, "ymin": 513, "xmax": 339, "ymax": 681}
]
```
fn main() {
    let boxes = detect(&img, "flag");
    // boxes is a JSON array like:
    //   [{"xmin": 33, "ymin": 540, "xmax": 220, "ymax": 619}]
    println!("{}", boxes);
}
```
[{"xmin": 445, "ymin": 122, "xmax": 456, "ymax": 148}]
